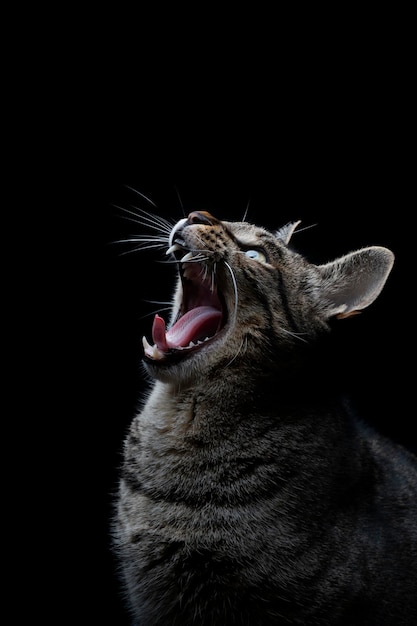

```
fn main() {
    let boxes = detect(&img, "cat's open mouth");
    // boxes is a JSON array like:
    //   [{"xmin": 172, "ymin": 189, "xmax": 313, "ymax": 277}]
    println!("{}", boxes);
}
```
[{"xmin": 142, "ymin": 252, "xmax": 226, "ymax": 363}]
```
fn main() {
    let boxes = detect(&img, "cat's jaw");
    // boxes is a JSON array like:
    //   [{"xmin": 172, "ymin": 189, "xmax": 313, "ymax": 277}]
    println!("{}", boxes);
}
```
[{"xmin": 142, "ymin": 257, "xmax": 231, "ymax": 377}]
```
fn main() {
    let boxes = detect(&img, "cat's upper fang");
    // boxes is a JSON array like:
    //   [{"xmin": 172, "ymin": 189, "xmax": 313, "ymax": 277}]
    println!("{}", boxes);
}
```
[{"xmin": 166, "ymin": 243, "xmax": 182, "ymax": 256}]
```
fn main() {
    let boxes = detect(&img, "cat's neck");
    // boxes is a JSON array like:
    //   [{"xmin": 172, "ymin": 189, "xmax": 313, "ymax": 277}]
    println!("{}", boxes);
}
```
[
  {"xmin": 140, "ymin": 369, "xmax": 359, "ymax": 501},
  {"xmin": 143, "ymin": 357, "xmax": 350, "ymax": 442}
]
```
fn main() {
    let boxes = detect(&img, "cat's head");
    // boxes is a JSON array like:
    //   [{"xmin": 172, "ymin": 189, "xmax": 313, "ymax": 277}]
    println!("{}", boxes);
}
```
[{"xmin": 140, "ymin": 211, "xmax": 394, "ymax": 384}]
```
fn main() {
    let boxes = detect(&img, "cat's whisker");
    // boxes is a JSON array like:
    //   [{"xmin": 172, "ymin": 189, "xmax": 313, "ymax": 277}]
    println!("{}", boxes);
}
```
[
  {"xmin": 224, "ymin": 261, "xmax": 239, "ymax": 329},
  {"xmin": 183, "ymin": 254, "xmax": 209, "ymax": 264},
  {"xmin": 173, "ymin": 185, "xmax": 186, "ymax": 217},
  {"xmin": 290, "ymin": 222, "xmax": 318, "ymax": 236},
  {"xmin": 162, "ymin": 258, "xmax": 191, "ymax": 266},
  {"xmin": 201, "ymin": 263, "xmax": 209, "ymax": 283},
  {"xmin": 124, "ymin": 185, "xmax": 158, "ymax": 207},
  {"xmin": 241, "ymin": 199, "xmax": 251, "ymax": 223},
  {"xmin": 113, "ymin": 205, "xmax": 152, "ymax": 229},
  {"xmin": 193, "ymin": 233, "xmax": 214, "ymax": 256},
  {"xmin": 116, "ymin": 240, "xmax": 170, "ymax": 256},
  {"xmin": 222, "ymin": 335, "xmax": 248, "ymax": 369},
  {"xmin": 211, "ymin": 263, "xmax": 217, "ymax": 293},
  {"xmin": 278, "ymin": 327, "xmax": 309, "ymax": 343},
  {"xmin": 115, "ymin": 204, "xmax": 174, "ymax": 235},
  {"xmin": 116, "ymin": 236, "xmax": 169, "ymax": 245},
  {"xmin": 139, "ymin": 306, "xmax": 172, "ymax": 320}
]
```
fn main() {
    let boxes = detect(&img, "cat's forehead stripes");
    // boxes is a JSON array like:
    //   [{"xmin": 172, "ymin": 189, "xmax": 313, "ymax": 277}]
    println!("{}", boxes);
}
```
[{"xmin": 223, "ymin": 221, "xmax": 282, "ymax": 250}]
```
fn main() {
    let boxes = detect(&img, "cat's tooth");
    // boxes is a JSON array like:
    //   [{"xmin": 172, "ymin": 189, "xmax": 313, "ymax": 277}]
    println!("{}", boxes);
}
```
[
  {"xmin": 142, "ymin": 336, "xmax": 164, "ymax": 360},
  {"xmin": 152, "ymin": 345, "xmax": 164, "ymax": 360},
  {"xmin": 142, "ymin": 336, "xmax": 155, "ymax": 356},
  {"xmin": 180, "ymin": 251, "xmax": 193, "ymax": 263},
  {"xmin": 166, "ymin": 244, "xmax": 182, "ymax": 256}
]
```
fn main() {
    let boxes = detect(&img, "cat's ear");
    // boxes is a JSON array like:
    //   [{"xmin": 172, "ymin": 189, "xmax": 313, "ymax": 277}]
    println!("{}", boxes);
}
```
[
  {"xmin": 317, "ymin": 246, "xmax": 395, "ymax": 319},
  {"xmin": 276, "ymin": 221, "xmax": 301, "ymax": 245}
]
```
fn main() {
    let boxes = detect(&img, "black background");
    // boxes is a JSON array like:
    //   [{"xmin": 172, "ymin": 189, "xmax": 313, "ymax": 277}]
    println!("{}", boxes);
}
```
[
  {"xmin": 14, "ymin": 9, "xmax": 416, "ymax": 624},
  {"xmin": 53, "ymin": 31, "xmax": 415, "ymax": 623}
]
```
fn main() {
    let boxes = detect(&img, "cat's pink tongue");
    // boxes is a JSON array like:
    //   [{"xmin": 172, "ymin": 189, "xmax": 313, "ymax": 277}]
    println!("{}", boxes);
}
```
[{"xmin": 152, "ymin": 308, "xmax": 222, "ymax": 351}]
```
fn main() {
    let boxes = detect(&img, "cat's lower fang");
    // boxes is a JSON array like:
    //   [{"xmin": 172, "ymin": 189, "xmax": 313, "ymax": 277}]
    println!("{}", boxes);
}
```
[
  {"xmin": 142, "ymin": 336, "xmax": 165, "ymax": 360},
  {"xmin": 180, "ymin": 251, "xmax": 193, "ymax": 263}
]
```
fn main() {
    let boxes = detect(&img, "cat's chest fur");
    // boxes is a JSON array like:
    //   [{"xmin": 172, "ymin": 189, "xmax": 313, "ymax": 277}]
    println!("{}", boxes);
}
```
[
  {"xmin": 118, "ymin": 378, "xmax": 417, "ymax": 625},
  {"xmin": 119, "ymin": 381, "xmax": 344, "ymax": 614},
  {"xmin": 114, "ymin": 210, "xmax": 417, "ymax": 625}
]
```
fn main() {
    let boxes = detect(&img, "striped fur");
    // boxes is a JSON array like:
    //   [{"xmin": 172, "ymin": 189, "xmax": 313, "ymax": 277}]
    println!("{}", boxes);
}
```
[{"xmin": 114, "ymin": 212, "xmax": 416, "ymax": 625}]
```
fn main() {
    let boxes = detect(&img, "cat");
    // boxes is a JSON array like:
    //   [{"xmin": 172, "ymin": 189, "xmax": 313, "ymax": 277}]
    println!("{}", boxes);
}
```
[{"xmin": 113, "ymin": 209, "xmax": 417, "ymax": 625}]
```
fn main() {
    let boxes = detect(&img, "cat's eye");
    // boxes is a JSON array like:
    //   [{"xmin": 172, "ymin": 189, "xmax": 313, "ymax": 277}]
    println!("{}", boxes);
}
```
[{"xmin": 245, "ymin": 249, "xmax": 267, "ymax": 263}]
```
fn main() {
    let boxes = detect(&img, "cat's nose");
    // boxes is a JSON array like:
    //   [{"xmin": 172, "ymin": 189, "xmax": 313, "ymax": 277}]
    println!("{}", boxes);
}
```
[{"xmin": 186, "ymin": 211, "xmax": 219, "ymax": 226}]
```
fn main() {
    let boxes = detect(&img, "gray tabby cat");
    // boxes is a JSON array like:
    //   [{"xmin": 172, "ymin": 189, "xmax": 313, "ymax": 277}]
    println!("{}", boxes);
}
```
[{"xmin": 114, "ymin": 210, "xmax": 417, "ymax": 625}]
